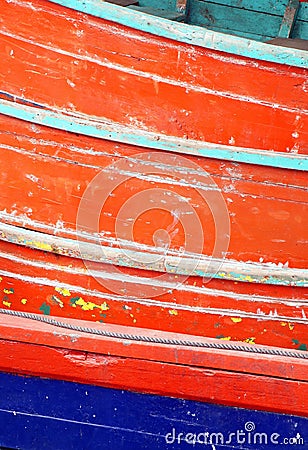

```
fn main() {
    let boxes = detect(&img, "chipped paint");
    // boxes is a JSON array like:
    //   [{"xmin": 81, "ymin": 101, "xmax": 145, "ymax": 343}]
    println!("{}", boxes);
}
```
[
  {"xmin": 1, "ymin": 223, "xmax": 308, "ymax": 287},
  {"xmin": 25, "ymin": 240, "xmax": 53, "ymax": 252},
  {"xmin": 244, "ymin": 337, "xmax": 256, "ymax": 344},
  {"xmin": 231, "ymin": 317, "xmax": 242, "ymax": 323},
  {"xmin": 0, "ymin": 100, "xmax": 307, "ymax": 171},
  {"xmin": 21, "ymin": 298, "xmax": 27, "ymax": 305},
  {"xmin": 49, "ymin": 0, "xmax": 308, "ymax": 68},
  {"xmin": 55, "ymin": 287, "xmax": 71, "ymax": 297},
  {"xmin": 73, "ymin": 297, "xmax": 110, "ymax": 312},
  {"xmin": 2, "ymin": 301, "xmax": 11, "ymax": 308},
  {"xmin": 51, "ymin": 295, "xmax": 64, "ymax": 308},
  {"xmin": 216, "ymin": 335, "xmax": 231, "ymax": 341},
  {"xmin": 39, "ymin": 302, "xmax": 51, "ymax": 315},
  {"xmin": 3, "ymin": 288, "xmax": 14, "ymax": 295},
  {"xmin": 169, "ymin": 309, "xmax": 178, "ymax": 316}
]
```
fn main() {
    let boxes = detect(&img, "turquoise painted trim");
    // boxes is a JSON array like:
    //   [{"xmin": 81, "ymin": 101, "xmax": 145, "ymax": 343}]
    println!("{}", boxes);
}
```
[
  {"xmin": 0, "ymin": 99, "xmax": 307, "ymax": 171},
  {"xmin": 47, "ymin": 0, "xmax": 308, "ymax": 68}
]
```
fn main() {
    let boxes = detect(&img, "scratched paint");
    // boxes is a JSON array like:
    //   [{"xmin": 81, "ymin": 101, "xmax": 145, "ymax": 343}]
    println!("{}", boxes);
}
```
[
  {"xmin": 0, "ymin": 247, "xmax": 306, "ymax": 351},
  {"xmin": 0, "ymin": 0, "xmax": 307, "ymax": 355},
  {"xmin": 0, "ymin": 1, "xmax": 307, "ymax": 155},
  {"xmin": 48, "ymin": 0, "xmax": 308, "ymax": 68},
  {"xmin": 0, "ymin": 100, "xmax": 306, "ymax": 171},
  {"xmin": 1, "ymin": 223, "xmax": 308, "ymax": 287}
]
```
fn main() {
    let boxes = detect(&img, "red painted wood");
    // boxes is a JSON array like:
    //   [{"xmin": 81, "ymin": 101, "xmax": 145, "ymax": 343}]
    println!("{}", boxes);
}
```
[
  {"xmin": 0, "ymin": 115, "xmax": 307, "ymax": 268},
  {"xmin": 0, "ymin": 0, "xmax": 307, "ymax": 153},
  {"xmin": 0, "ymin": 314, "xmax": 307, "ymax": 382},
  {"xmin": 0, "ymin": 240, "xmax": 307, "ymax": 351},
  {"xmin": 0, "ymin": 0, "xmax": 306, "ymax": 356},
  {"xmin": 0, "ymin": 338, "xmax": 307, "ymax": 417}
]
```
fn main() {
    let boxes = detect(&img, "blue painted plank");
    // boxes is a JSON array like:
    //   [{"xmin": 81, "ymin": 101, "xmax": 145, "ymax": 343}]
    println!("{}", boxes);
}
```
[
  {"xmin": 187, "ymin": 2, "xmax": 282, "ymax": 39},
  {"xmin": 0, "ymin": 372, "xmax": 307, "ymax": 449},
  {"xmin": 193, "ymin": 0, "xmax": 308, "ymax": 20}
]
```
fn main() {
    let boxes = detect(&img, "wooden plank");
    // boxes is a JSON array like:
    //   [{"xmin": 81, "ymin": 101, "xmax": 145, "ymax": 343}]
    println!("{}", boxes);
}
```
[
  {"xmin": 1, "ymin": 235, "xmax": 307, "ymax": 351},
  {"xmin": 187, "ymin": 2, "xmax": 283, "ymax": 39},
  {"xmin": 0, "ymin": 338, "xmax": 307, "ymax": 416},
  {"xmin": 1, "ymin": 0, "xmax": 307, "ymax": 161},
  {"xmin": 195, "ymin": 0, "xmax": 308, "ymax": 20},
  {"xmin": 0, "ymin": 372, "xmax": 307, "ymax": 450},
  {"xmin": 0, "ymin": 314, "xmax": 307, "ymax": 381},
  {"xmin": 279, "ymin": 0, "xmax": 300, "ymax": 38},
  {"xmin": 293, "ymin": 16, "xmax": 308, "ymax": 37}
]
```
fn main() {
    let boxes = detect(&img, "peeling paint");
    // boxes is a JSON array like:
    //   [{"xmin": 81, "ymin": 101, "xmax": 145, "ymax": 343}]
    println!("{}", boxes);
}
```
[
  {"xmin": 231, "ymin": 317, "xmax": 242, "ymax": 323},
  {"xmin": 55, "ymin": 287, "xmax": 71, "ymax": 297}
]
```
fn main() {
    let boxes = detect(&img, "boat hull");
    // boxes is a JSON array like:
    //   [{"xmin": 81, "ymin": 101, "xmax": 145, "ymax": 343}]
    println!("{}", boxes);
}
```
[
  {"xmin": 0, "ymin": 0, "xmax": 307, "ymax": 154},
  {"xmin": 0, "ymin": 314, "xmax": 307, "ymax": 449},
  {"xmin": 0, "ymin": 372, "xmax": 306, "ymax": 450}
]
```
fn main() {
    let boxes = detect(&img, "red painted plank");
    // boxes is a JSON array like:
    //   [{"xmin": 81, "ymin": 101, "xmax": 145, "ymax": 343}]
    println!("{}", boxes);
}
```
[
  {"xmin": 0, "ymin": 115, "xmax": 307, "ymax": 268},
  {"xmin": 0, "ymin": 240, "xmax": 307, "ymax": 350},
  {"xmin": 0, "ymin": 338, "xmax": 307, "ymax": 417},
  {"xmin": 0, "ymin": 0, "xmax": 307, "ymax": 153},
  {"xmin": 0, "ymin": 313, "xmax": 307, "ymax": 382}
]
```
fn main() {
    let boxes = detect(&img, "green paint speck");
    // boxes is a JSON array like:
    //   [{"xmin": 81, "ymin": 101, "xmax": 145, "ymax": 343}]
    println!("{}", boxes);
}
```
[
  {"xmin": 39, "ymin": 302, "xmax": 51, "ymax": 315},
  {"xmin": 70, "ymin": 296, "xmax": 80, "ymax": 305}
]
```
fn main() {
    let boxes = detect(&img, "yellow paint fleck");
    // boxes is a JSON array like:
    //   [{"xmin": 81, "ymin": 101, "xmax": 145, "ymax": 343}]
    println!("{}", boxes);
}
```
[
  {"xmin": 242, "ymin": 275, "xmax": 255, "ymax": 283},
  {"xmin": 281, "ymin": 322, "xmax": 287, "ymax": 327},
  {"xmin": 3, "ymin": 288, "xmax": 14, "ymax": 295},
  {"xmin": 288, "ymin": 323, "xmax": 295, "ymax": 331},
  {"xmin": 21, "ymin": 298, "xmax": 27, "ymax": 305},
  {"xmin": 30, "ymin": 241, "xmax": 53, "ymax": 251},
  {"xmin": 3, "ymin": 301, "xmax": 11, "ymax": 308},
  {"xmin": 169, "ymin": 309, "xmax": 178, "ymax": 316},
  {"xmin": 244, "ymin": 337, "xmax": 256, "ymax": 344},
  {"xmin": 0, "ymin": 277, "xmax": 2, "ymax": 282},
  {"xmin": 219, "ymin": 336, "xmax": 231, "ymax": 341},
  {"xmin": 75, "ymin": 297, "xmax": 109, "ymax": 312},
  {"xmin": 231, "ymin": 317, "xmax": 242, "ymax": 323},
  {"xmin": 55, "ymin": 287, "xmax": 71, "ymax": 297},
  {"xmin": 133, "ymin": 319, "xmax": 137, "ymax": 324}
]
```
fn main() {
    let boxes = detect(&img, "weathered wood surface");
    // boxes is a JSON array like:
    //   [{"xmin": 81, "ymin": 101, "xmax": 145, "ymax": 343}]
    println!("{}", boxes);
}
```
[
  {"xmin": 0, "ymin": 314, "xmax": 307, "ymax": 417},
  {"xmin": 0, "ymin": 0, "xmax": 307, "ymax": 154},
  {"xmin": 0, "ymin": 0, "xmax": 307, "ymax": 354},
  {"xmin": 47, "ymin": 0, "xmax": 308, "ymax": 67},
  {"xmin": 0, "ymin": 239, "xmax": 307, "ymax": 350},
  {"xmin": 0, "ymin": 115, "xmax": 307, "ymax": 269},
  {"xmin": 187, "ymin": 0, "xmax": 308, "ymax": 41},
  {"xmin": 0, "ymin": 372, "xmax": 306, "ymax": 449}
]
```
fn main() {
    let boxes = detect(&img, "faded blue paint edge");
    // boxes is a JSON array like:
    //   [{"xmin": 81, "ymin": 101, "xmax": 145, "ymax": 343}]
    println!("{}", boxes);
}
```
[
  {"xmin": 0, "ymin": 99, "xmax": 307, "ymax": 171},
  {"xmin": 47, "ymin": 0, "xmax": 308, "ymax": 68}
]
